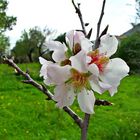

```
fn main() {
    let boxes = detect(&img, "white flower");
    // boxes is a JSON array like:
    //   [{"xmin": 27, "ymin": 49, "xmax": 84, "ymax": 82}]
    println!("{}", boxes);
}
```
[
  {"xmin": 39, "ymin": 32, "xmax": 130, "ymax": 114},
  {"xmin": 87, "ymin": 34, "xmax": 130, "ymax": 96},
  {"xmin": 45, "ymin": 30, "xmax": 93, "ymax": 63}
]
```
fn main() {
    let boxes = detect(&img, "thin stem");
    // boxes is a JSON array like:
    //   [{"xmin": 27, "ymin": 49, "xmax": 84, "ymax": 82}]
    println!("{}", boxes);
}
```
[
  {"xmin": 96, "ymin": 0, "xmax": 106, "ymax": 39},
  {"xmin": 95, "ymin": 0, "xmax": 106, "ymax": 49},
  {"xmin": 72, "ymin": 0, "xmax": 87, "ymax": 35},
  {"xmin": 81, "ymin": 113, "xmax": 90, "ymax": 140}
]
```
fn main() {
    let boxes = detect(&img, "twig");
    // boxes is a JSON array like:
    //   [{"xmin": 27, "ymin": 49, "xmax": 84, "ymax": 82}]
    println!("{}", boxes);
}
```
[
  {"xmin": 63, "ymin": 107, "xmax": 83, "ymax": 128},
  {"xmin": 72, "ymin": 0, "xmax": 87, "ymax": 35},
  {"xmin": 96, "ymin": 0, "xmax": 106, "ymax": 39},
  {"xmin": 86, "ymin": 28, "xmax": 92, "ymax": 39},
  {"xmin": 95, "ymin": 0, "xmax": 106, "ymax": 49},
  {"xmin": 4, "ymin": 57, "xmax": 83, "ymax": 128},
  {"xmin": 93, "ymin": 25, "xmax": 109, "ymax": 50},
  {"xmin": 95, "ymin": 99, "xmax": 113, "ymax": 106},
  {"xmin": 81, "ymin": 113, "xmax": 90, "ymax": 140}
]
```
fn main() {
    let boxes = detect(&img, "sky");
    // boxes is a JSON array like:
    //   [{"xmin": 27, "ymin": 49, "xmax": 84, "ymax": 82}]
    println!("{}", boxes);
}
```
[{"xmin": 6, "ymin": 0, "xmax": 136, "ymax": 48}]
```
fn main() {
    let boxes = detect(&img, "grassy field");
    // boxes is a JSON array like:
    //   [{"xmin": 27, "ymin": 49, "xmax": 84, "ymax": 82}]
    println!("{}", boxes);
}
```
[{"xmin": 0, "ymin": 63, "xmax": 140, "ymax": 140}]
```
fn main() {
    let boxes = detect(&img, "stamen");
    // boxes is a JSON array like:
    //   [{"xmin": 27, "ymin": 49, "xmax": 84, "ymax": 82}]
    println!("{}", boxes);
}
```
[
  {"xmin": 87, "ymin": 50, "xmax": 109, "ymax": 72},
  {"xmin": 70, "ymin": 69, "xmax": 90, "ymax": 91}
]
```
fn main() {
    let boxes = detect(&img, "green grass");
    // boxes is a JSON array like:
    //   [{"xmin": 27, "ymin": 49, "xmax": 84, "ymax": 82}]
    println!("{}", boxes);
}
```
[{"xmin": 0, "ymin": 63, "xmax": 140, "ymax": 140}]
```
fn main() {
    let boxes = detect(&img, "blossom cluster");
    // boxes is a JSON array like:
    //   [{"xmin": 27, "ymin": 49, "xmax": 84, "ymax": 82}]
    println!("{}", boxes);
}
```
[{"xmin": 39, "ymin": 30, "xmax": 129, "ymax": 114}]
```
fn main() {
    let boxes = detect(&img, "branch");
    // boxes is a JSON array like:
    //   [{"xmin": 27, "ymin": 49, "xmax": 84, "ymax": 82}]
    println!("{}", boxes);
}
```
[
  {"xmin": 81, "ymin": 113, "xmax": 90, "ymax": 140},
  {"xmin": 4, "ymin": 57, "xmax": 83, "ymax": 128},
  {"xmin": 86, "ymin": 28, "xmax": 92, "ymax": 39},
  {"xmin": 95, "ymin": 0, "xmax": 106, "ymax": 49},
  {"xmin": 94, "ymin": 25, "xmax": 109, "ymax": 50},
  {"xmin": 63, "ymin": 106, "xmax": 83, "ymax": 128},
  {"xmin": 96, "ymin": 0, "xmax": 106, "ymax": 39},
  {"xmin": 95, "ymin": 99, "xmax": 113, "ymax": 106},
  {"xmin": 72, "ymin": 0, "xmax": 87, "ymax": 35},
  {"xmin": 80, "ymin": 99, "xmax": 112, "ymax": 140}
]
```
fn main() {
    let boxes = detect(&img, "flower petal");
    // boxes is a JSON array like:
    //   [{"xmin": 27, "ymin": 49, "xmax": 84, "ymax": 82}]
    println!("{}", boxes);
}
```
[
  {"xmin": 70, "ymin": 50, "xmax": 87, "ymax": 72},
  {"xmin": 108, "ymin": 86, "xmax": 118, "ymax": 96},
  {"xmin": 52, "ymin": 49, "xmax": 66, "ymax": 62},
  {"xmin": 39, "ymin": 57, "xmax": 48, "ymax": 65},
  {"xmin": 78, "ymin": 89, "xmax": 95, "ymax": 114},
  {"xmin": 74, "ymin": 31, "xmax": 85, "ymax": 45},
  {"xmin": 89, "ymin": 76, "xmax": 105, "ymax": 94},
  {"xmin": 46, "ymin": 40, "xmax": 67, "ymax": 51},
  {"xmin": 81, "ymin": 38, "xmax": 93, "ymax": 52},
  {"xmin": 100, "ymin": 58, "xmax": 129, "ymax": 87},
  {"xmin": 99, "ymin": 34, "xmax": 118, "ymax": 57},
  {"xmin": 53, "ymin": 84, "xmax": 75, "ymax": 108},
  {"xmin": 46, "ymin": 41, "xmax": 67, "ymax": 62},
  {"xmin": 66, "ymin": 30, "xmax": 74, "ymax": 49},
  {"xmin": 47, "ymin": 64, "xmax": 71, "ymax": 85},
  {"xmin": 87, "ymin": 63, "xmax": 99, "ymax": 77},
  {"xmin": 39, "ymin": 57, "xmax": 53, "ymax": 79},
  {"xmin": 99, "ymin": 81, "xmax": 112, "ymax": 90}
]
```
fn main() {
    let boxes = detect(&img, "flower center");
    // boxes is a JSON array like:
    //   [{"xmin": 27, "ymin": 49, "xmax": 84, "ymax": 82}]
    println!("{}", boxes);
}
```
[
  {"xmin": 88, "ymin": 50, "xmax": 109, "ymax": 72},
  {"xmin": 70, "ymin": 68, "xmax": 91, "ymax": 92}
]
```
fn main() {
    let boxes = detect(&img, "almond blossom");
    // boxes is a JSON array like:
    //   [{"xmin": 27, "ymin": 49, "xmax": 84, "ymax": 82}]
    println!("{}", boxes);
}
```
[
  {"xmin": 39, "ymin": 30, "xmax": 129, "ymax": 114},
  {"xmin": 87, "ymin": 34, "xmax": 130, "ymax": 96},
  {"xmin": 44, "ymin": 30, "xmax": 92, "ymax": 63}
]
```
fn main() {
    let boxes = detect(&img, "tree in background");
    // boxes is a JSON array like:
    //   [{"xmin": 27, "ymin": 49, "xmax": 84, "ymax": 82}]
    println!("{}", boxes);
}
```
[
  {"xmin": 12, "ymin": 27, "xmax": 53, "ymax": 63},
  {"xmin": 131, "ymin": 0, "xmax": 140, "ymax": 26},
  {"xmin": 0, "ymin": 33, "xmax": 9, "ymax": 62},
  {"xmin": 135, "ymin": 0, "xmax": 140, "ymax": 24},
  {"xmin": 0, "ymin": 0, "xmax": 16, "ymax": 62},
  {"xmin": 116, "ymin": 33, "xmax": 140, "ymax": 74},
  {"xmin": 0, "ymin": 0, "xmax": 16, "ymax": 33}
]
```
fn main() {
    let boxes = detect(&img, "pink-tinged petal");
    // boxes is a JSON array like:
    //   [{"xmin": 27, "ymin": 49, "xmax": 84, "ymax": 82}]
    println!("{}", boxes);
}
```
[
  {"xmin": 99, "ymin": 34, "xmax": 118, "ymax": 57},
  {"xmin": 46, "ymin": 40, "xmax": 67, "ymax": 51},
  {"xmin": 78, "ymin": 89, "xmax": 95, "ymax": 114},
  {"xmin": 66, "ymin": 30, "xmax": 74, "ymax": 49},
  {"xmin": 39, "ymin": 57, "xmax": 48, "ymax": 65},
  {"xmin": 53, "ymin": 84, "xmax": 75, "ymax": 108},
  {"xmin": 100, "ymin": 58, "xmax": 129, "ymax": 87},
  {"xmin": 87, "ymin": 63, "xmax": 99, "ymax": 77},
  {"xmin": 99, "ymin": 81, "xmax": 112, "ymax": 90},
  {"xmin": 109, "ymin": 86, "xmax": 118, "ymax": 96},
  {"xmin": 89, "ymin": 76, "xmax": 105, "ymax": 94},
  {"xmin": 46, "ymin": 41, "xmax": 67, "ymax": 62},
  {"xmin": 75, "ymin": 31, "xmax": 85, "ymax": 38},
  {"xmin": 52, "ymin": 49, "xmax": 66, "ymax": 62},
  {"xmin": 81, "ymin": 38, "xmax": 93, "ymax": 52},
  {"xmin": 74, "ymin": 31, "xmax": 85, "ymax": 45},
  {"xmin": 39, "ymin": 57, "xmax": 53, "ymax": 79},
  {"xmin": 99, "ymin": 82, "xmax": 118, "ymax": 96},
  {"xmin": 70, "ymin": 50, "xmax": 87, "ymax": 72},
  {"xmin": 43, "ymin": 78, "xmax": 53, "ymax": 85},
  {"xmin": 47, "ymin": 64, "xmax": 71, "ymax": 85}
]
